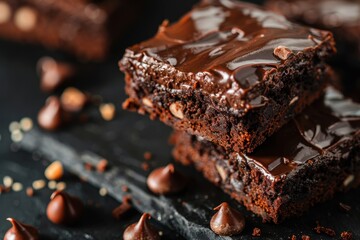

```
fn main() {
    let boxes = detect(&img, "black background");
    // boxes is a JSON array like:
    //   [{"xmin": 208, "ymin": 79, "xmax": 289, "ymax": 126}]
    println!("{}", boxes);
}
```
[{"xmin": 0, "ymin": 0, "xmax": 359, "ymax": 239}]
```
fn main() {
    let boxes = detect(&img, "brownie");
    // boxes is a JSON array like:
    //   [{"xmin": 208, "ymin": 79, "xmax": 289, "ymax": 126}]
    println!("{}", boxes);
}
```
[
  {"xmin": 265, "ymin": 0, "xmax": 360, "ymax": 100},
  {"xmin": 120, "ymin": 0, "xmax": 336, "ymax": 153},
  {"xmin": 0, "ymin": 0, "xmax": 137, "ymax": 60},
  {"xmin": 171, "ymin": 87, "xmax": 360, "ymax": 223}
]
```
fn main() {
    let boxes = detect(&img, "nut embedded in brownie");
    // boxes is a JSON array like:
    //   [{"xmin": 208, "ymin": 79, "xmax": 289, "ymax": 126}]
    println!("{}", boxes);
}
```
[
  {"xmin": 120, "ymin": 0, "xmax": 336, "ymax": 154},
  {"xmin": 171, "ymin": 87, "xmax": 360, "ymax": 223},
  {"xmin": 0, "ymin": 0, "xmax": 138, "ymax": 60}
]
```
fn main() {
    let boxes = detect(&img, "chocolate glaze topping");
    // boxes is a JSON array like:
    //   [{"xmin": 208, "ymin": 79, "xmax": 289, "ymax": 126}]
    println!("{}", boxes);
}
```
[
  {"xmin": 123, "ymin": 0, "xmax": 332, "ymax": 112},
  {"xmin": 236, "ymin": 88, "xmax": 360, "ymax": 178},
  {"xmin": 4, "ymin": 218, "xmax": 39, "ymax": 240}
]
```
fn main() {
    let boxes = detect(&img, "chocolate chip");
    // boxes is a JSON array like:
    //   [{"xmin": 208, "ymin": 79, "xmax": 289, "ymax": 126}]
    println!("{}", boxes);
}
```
[
  {"xmin": 123, "ymin": 213, "xmax": 160, "ymax": 240},
  {"xmin": 60, "ymin": 87, "xmax": 88, "ymax": 112},
  {"xmin": 112, "ymin": 196, "xmax": 132, "ymax": 220},
  {"xmin": 37, "ymin": 57, "xmax": 74, "ymax": 93},
  {"xmin": 169, "ymin": 102, "xmax": 184, "ymax": 119},
  {"xmin": 273, "ymin": 46, "xmax": 293, "ymax": 60},
  {"xmin": 37, "ymin": 96, "xmax": 63, "ymax": 131},
  {"xmin": 210, "ymin": 202, "xmax": 245, "ymax": 236},
  {"xmin": 146, "ymin": 164, "xmax": 186, "ymax": 195},
  {"xmin": 252, "ymin": 227, "xmax": 261, "ymax": 237},
  {"xmin": 46, "ymin": 190, "xmax": 84, "ymax": 225},
  {"xmin": 4, "ymin": 218, "xmax": 39, "ymax": 240}
]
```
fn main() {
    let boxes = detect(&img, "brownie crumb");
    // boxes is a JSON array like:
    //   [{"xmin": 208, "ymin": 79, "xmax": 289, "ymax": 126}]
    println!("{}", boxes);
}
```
[
  {"xmin": 339, "ymin": 202, "xmax": 351, "ymax": 212},
  {"xmin": 97, "ymin": 159, "xmax": 108, "ymax": 173},
  {"xmin": 143, "ymin": 152, "xmax": 152, "ymax": 161},
  {"xmin": 121, "ymin": 185, "xmax": 129, "ymax": 192},
  {"xmin": 314, "ymin": 222, "xmax": 336, "ymax": 237},
  {"xmin": 252, "ymin": 227, "xmax": 261, "ymax": 237},
  {"xmin": 26, "ymin": 187, "xmax": 34, "ymax": 197},
  {"xmin": 0, "ymin": 185, "xmax": 10, "ymax": 194},
  {"xmin": 341, "ymin": 231, "xmax": 353, "ymax": 240},
  {"xmin": 141, "ymin": 162, "xmax": 150, "ymax": 171},
  {"xmin": 84, "ymin": 163, "xmax": 94, "ymax": 171},
  {"xmin": 290, "ymin": 235, "xmax": 296, "ymax": 240},
  {"xmin": 112, "ymin": 196, "xmax": 132, "ymax": 220},
  {"xmin": 301, "ymin": 235, "xmax": 310, "ymax": 240}
]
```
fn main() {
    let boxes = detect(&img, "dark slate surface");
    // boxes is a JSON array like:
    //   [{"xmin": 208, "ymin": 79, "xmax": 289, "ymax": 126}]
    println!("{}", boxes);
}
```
[{"xmin": 1, "ymin": 0, "xmax": 360, "ymax": 239}]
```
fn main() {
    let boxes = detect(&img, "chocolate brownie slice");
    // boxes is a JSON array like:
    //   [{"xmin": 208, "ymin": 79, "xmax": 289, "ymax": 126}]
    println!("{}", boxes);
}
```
[
  {"xmin": 171, "ymin": 87, "xmax": 360, "ymax": 223},
  {"xmin": 0, "ymin": 0, "xmax": 137, "ymax": 60},
  {"xmin": 265, "ymin": 0, "xmax": 360, "ymax": 100},
  {"xmin": 120, "ymin": 0, "xmax": 336, "ymax": 153}
]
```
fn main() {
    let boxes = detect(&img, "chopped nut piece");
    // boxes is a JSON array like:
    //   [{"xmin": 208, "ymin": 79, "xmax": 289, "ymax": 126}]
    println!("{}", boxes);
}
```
[
  {"xmin": 112, "ymin": 196, "xmax": 132, "ymax": 220},
  {"xmin": 14, "ymin": 7, "xmax": 37, "ymax": 31},
  {"xmin": 169, "ymin": 102, "xmax": 184, "ymax": 119},
  {"xmin": 141, "ymin": 162, "xmax": 149, "ymax": 171},
  {"xmin": 48, "ymin": 181, "xmax": 57, "ymax": 190},
  {"xmin": 3, "ymin": 176, "xmax": 13, "ymax": 187},
  {"xmin": 99, "ymin": 187, "xmax": 108, "ymax": 196},
  {"xmin": 56, "ymin": 182, "xmax": 66, "ymax": 191},
  {"xmin": 252, "ymin": 227, "xmax": 261, "ymax": 237},
  {"xmin": 12, "ymin": 182, "xmax": 23, "ymax": 192},
  {"xmin": 60, "ymin": 87, "xmax": 87, "ymax": 112},
  {"xmin": 142, "ymin": 98, "xmax": 153, "ymax": 108},
  {"xmin": 45, "ymin": 161, "xmax": 64, "ymax": 180},
  {"xmin": 216, "ymin": 164, "xmax": 227, "ymax": 182},
  {"xmin": 11, "ymin": 129, "xmax": 23, "ymax": 142},
  {"xmin": 99, "ymin": 103, "xmax": 116, "ymax": 121},
  {"xmin": 0, "ymin": 2, "xmax": 11, "ymax": 24},
  {"xmin": 273, "ymin": 46, "xmax": 293, "ymax": 60},
  {"xmin": 32, "ymin": 179, "xmax": 46, "ymax": 190},
  {"xmin": 339, "ymin": 202, "xmax": 351, "ymax": 212},
  {"xmin": 314, "ymin": 222, "xmax": 336, "ymax": 237},
  {"xmin": 143, "ymin": 152, "xmax": 152, "ymax": 161},
  {"xmin": 20, "ymin": 117, "xmax": 33, "ymax": 132},
  {"xmin": 9, "ymin": 121, "xmax": 20, "ymax": 132}
]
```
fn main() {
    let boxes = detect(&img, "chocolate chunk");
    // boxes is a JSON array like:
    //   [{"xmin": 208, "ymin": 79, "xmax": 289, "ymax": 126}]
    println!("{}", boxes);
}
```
[
  {"xmin": 210, "ymin": 202, "xmax": 245, "ymax": 236},
  {"xmin": 123, "ymin": 213, "xmax": 160, "ymax": 240},
  {"xmin": 60, "ymin": 87, "xmax": 88, "ymax": 112},
  {"xmin": 146, "ymin": 164, "xmax": 186, "ymax": 195},
  {"xmin": 252, "ymin": 227, "xmax": 261, "ymax": 237},
  {"xmin": 314, "ymin": 222, "xmax": 336, "ymax": 237},
  {"xmin": 37, "ymin": 96, "xmax": 62, "ymax": 131},
  {"xmin": 341, "ymin": 231, "xmax": 353, "ymax": 240},
  {"xmin": 46, "ymin": 190, "xmax": 84, "ymax": 225},
  {"xmin": 4, "ymin": 218, "xmax": 39, "ymax": 240},
  {"xmin": 112, "ymin": 196, "xmax": 132, "ymax": 220},
  {"xmin": 37, "ymin": 57, "xmax": 74, "ymax": 93}
]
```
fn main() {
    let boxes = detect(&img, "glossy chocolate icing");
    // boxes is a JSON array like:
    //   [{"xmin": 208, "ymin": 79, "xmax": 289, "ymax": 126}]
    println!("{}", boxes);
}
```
[
  {"xmin": 126, "ymin": 0, "xmax": 332, "ymax": 111},
  {"xmin": 236, "ymin": 88, "xmax": 360, "ymax": 178}
]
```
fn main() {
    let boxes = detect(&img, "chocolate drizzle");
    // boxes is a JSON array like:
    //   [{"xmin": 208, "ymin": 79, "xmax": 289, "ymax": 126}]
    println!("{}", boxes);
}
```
[
  {"xmin": 123, "ymin": 0, "xmax": 332, "ymax": 111},
  {"xmin": 239, "ymin": 88, "xmax": 360, "ymax": 178}
]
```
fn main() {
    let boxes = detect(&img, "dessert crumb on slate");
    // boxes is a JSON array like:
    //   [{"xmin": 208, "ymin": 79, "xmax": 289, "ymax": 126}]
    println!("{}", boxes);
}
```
[{"xmin": 252, "ymin": 227, "xmax": 261, "ymax": 237}]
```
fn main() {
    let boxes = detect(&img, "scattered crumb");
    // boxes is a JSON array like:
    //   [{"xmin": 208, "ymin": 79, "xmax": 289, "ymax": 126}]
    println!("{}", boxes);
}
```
[
  {"xmin": 314, "ymin": 222, "xmax": 336, "ymax": 237},
  {"xmin": 9, "ymin": 121, "xmax": 20, "ymax": 132},
  {"xmin": 84, "ymin": 163, "xmax": 94, "ymax": 171},
  {"xmin": 60, "ymin": 87, "xmax": 87, "ymax": 112},
  {"xmin": 158, "ymin": 231, "xmax": 163, "ymax": 236},
  {"xmin": 99, "ymin": 103, "xmax": 116, "ymax": 121},
  {"xmin": 32, "ymin": 179, "xmax": 46, "ymax": 190},
  {"xmin": 0, "ymin": 185, "xmax": 10, "ymax": 194},
  {"xmin": 20, "ymin": 117, "xmax": 33, "ymax": 132},
  {"xmin": 112, "ymin": 196, "xmax": 132, "ymax": 220},
  {"xmin": 141, "ymin": 162, "xmax": 149, "ymax": 171},
  {"xmin": 45, "ymin": 161, "xmax": 64, "ymax": 180},
  {"xmin": 26, "ymin": 187, "xmax": 34, "ymax": 197},
  {"xmin": 143, "ymin": 152, "xmax": 152, "ymax": 161},
  {"xmin": 339, "ymin": 202, "xmax": 351, "ymax": 212},
  {"xmin": 341, "ymin": 231, "xmax": 353, "ymax": 240},
  {"xmin": 56, "ymin": 182, "xmax": 66, "ymax": 191},
  {"xmin": 290, "ymin": 235, "xmax": 296, "ymax": 240},
  {"xmin": 99, "ymin": 187, "xmax": 108, "ymax": 196},
  {"xmin": 121, "ymin": 185, "xmax": 129, "ymax": 192},
  {"xmin": 3, "ymin": 176, "xmax": 13, "ymax": 187},
  {"xmin": 48, "ymin": 180, "xmax": 57, "ymax": 189},
  {"xmin": 301, "ymin": 235, "xmax": 310, "ymax": 240},
  {"xmin": 252, "ymin": 227, "xmax": 261, "ymax": 237},
  {"xmin": 12, "ymin": 182, "xmax": 23, "ymax": 192},
  {"xmin": 96, "ymin": 159, "xmax": 108, "ymax": 173}
]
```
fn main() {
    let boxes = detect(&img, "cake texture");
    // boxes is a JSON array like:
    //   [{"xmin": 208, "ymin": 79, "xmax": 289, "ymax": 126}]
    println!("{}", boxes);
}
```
[
  {"xmin": 120, "ymin": 0, "xmax": 336, "ymax": 153},
  {"xmin": 171, "ymin": 87, "xmax": 360, "ymax": 223},
  {"xmin": 0, "ymin": 0, "xmax": 137, "ymax": 60}
]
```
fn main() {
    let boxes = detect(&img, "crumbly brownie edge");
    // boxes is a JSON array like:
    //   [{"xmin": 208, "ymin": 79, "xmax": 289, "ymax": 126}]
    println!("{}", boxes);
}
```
[
  {"xmin": 170, "ymin": 132, "xmax": 360, "ymax": 223},
  {"xmin": 120, "ymin": 37, "xmax": 335, "ymax": 153}
]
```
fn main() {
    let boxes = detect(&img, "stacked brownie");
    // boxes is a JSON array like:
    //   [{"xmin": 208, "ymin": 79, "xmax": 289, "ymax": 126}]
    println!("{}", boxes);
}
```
[
  {"xmin": 120, "ymin": 0, "xmax": 360, "ymax": 223},
  {"xmin": 0, "ymin": 0, "xmax": 137, "ymax": 60}
]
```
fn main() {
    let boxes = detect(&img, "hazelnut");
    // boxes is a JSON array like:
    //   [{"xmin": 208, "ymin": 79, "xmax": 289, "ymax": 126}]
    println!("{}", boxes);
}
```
[{"xmin": 169, "ymin": 102, "xmax": 184, "ymax": 119}]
